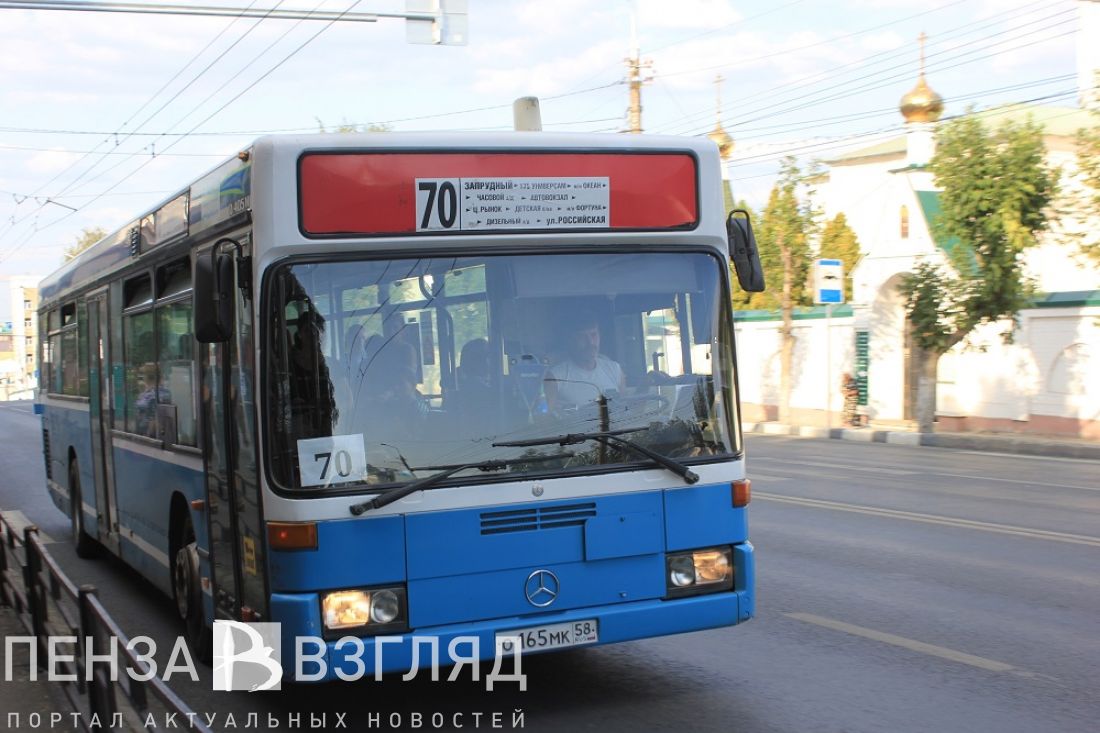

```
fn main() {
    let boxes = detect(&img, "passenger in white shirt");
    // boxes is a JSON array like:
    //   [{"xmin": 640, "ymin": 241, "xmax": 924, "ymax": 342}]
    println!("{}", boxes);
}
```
[{"xmin": 545, "ymin": 314, "xmax": 625, "ymax": 409}]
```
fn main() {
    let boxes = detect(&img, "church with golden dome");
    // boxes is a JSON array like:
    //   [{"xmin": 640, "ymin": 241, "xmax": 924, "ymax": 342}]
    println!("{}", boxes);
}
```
[
  {"xmin": 898, "ymin": 33, "xmax": 944, "ymax": 124},
  {"xmin": 734, "ymin": 22, "xmax": 1100, "ymax": 441}
]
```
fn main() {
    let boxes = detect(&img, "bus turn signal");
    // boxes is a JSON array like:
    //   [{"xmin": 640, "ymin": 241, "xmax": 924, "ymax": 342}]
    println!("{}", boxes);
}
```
[
  {"xmin": 268, "ymin": 522, "xmax": 318, "ymax": 551},
  {"xmin": 732, "ymin": 480, "xmax": 751, "ymax": 508}
]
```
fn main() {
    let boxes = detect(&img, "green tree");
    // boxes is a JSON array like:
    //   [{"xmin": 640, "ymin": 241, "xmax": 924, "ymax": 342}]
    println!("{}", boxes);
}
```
[
  {"xmin": 743, "ymin": 159, "xmax": 815, "ymax": 423},
  {"xmin": 63, "ymin": 226, "xmax": 106, "ymax": 262},
  {"xmin": 902, "ymin": 114, "xmax": 1056, "ymax": 433},
  {"xmin": 818, "ymin": 212, "xmax": 861, "ymax": 302},
  {"xmin": 1072, "ymin": 109, "xmax": 1100, "ymax": 264}
]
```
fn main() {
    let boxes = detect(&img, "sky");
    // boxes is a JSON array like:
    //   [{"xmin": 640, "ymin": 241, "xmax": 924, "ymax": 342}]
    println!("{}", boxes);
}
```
[{"xmin": 0, "ymin": 0, "xmax": 1084, "ymax": 279}]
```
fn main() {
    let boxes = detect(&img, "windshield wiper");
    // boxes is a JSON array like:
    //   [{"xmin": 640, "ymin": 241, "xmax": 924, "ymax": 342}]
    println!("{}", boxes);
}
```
[
  {"xmin": 493, "ymin": 428, "xmax": 699, "ymax": 485},
  {"xmin": 348, "ymin": 452, "xmax": 574, "ymax": 516}
]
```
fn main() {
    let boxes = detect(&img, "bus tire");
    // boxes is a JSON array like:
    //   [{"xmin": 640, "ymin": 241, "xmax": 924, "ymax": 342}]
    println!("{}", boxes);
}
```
[
  {"xmin": 69, "ymin": 459, "xmax": 98, "ymax": 559},
  {"xmin": 172, "ymin": 514, "xmax": 212, "ymax": 664}
]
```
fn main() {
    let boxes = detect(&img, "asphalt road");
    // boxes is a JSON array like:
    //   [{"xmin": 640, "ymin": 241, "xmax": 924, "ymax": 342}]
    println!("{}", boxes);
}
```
[{"xmin": 2, "ymin": 399, "xmax": 1099, "ymax": 733}]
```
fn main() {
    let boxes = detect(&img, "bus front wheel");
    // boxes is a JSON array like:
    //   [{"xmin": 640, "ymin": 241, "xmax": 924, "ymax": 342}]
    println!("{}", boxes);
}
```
[
  {"xmin": 68, "ymin": 460, "xmax": 98, "ymax": 559},
  {"xmin": 172, "ymin": 514, "xmax": 212, "ymax": 664}
]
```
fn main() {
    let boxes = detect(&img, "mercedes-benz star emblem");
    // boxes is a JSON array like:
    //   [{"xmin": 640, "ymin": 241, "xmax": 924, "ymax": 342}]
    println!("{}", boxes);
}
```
[{"xmin": 524, "ymin": 569, "xmax": 559, "ymax": 608}]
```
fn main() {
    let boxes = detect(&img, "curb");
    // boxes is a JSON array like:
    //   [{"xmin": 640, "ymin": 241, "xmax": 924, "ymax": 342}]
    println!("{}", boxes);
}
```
[{"xmin": 742, "ymin": 422, "xmax": 1100, "ymax": 461}]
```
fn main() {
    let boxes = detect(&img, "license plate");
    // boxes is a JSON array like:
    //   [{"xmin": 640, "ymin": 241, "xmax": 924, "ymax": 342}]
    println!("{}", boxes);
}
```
[{"xmin": 496, "ymin": 619, "xmax": 599, "ymax": 653}]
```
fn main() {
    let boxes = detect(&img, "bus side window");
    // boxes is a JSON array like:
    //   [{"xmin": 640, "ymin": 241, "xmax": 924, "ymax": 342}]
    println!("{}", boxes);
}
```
[
  {"xmin": 77, "ymin": 302, "xmax": 89, "ymax": 397},
  {"xmin": 46, "ymin": 308, "xmax": 60, "ymax": 394},
  {"xmin": 122, "ymin": 275, "xmax": 156, "ymax": 438},
  {"xmin": 59, "ymin": 303, "xmax": 79, "ymax": 396},
  {"xmin": 156, "ymin": 262, "xmax": 196, "ymax": 446}
]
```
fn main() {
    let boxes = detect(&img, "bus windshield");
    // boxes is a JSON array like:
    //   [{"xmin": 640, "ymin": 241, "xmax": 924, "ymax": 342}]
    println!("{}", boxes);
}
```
[{"xmin": 266, "ymin": 250, "xmax": 739, "ymax": 492}]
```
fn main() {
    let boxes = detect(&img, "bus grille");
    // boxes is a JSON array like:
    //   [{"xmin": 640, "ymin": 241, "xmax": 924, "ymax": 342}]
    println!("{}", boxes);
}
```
[{"xmin": 480, "ymin": 502, "xmax": 596, "ymax": 535}]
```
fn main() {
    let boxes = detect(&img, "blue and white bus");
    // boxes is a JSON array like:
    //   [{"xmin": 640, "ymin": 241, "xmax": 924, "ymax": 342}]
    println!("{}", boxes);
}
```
[{"xmin": 37, "ymin": 131, "xmax": 763, "ymax": 677}]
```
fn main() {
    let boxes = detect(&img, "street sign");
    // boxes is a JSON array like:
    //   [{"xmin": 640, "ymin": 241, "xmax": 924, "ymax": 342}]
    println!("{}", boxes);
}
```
[
  {"xmin": 407, "ymin": 0, "xmax": 468, "ymax": 45},
  {"xmin": 814, "ymin": 258, "xmax": 844, "ymax": 304}
]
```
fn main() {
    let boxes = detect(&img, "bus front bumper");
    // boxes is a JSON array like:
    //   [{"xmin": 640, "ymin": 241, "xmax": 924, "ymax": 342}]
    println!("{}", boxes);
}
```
[{"xmin": 270, "ymin": 588, "xmax": 753, "ymax": 682}]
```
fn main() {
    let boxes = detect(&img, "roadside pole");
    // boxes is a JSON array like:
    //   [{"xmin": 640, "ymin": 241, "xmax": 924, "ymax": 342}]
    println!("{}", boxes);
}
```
[
  {"xmin": 814, "ymin": 259, "xmax": 844, "ymax": 431},
  {"xmin": 826, "ymin": 303, "xmax": 833, "ymax": 430}
]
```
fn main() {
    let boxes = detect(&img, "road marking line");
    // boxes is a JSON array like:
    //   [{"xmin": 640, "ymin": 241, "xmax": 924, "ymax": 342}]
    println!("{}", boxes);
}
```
[
  {"xmin": 755, "ymin": 492, "xmax": 1100, "ymax": 548},
  {"xmin": 929, "ymin": 471, "xmax": 1100, "ymax": 493},
  {"xmin": 753, "ymin": 456, "xmax": 1100, "ymax": 491},
  {"xmin": 785, "ymin": 612, "xmax": 1016, "ymax": 673},
  {"xmin": 744, "ymin": 472, "xmax": 790, "ymax": 483},
  {"xmin": 946, "ymin": 449, "xmax": 1099, "ymax": 466},
  {"xmin": 752, "ymin": 457, "xmax": 916, "ymax": 476},
  {"xmin": 0, "ymin": 510, "xmax": 54, "ymax": 544}
]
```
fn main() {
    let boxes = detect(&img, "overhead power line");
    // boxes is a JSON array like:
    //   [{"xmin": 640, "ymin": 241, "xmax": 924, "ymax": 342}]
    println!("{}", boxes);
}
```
[
  {"xmin": 0, "ymin": 0, "xmax": 282, "ymax": 248},
  {"xmin": 21, "ymin": 0, "xmax": 269, "ymax": 202},
  {"xmin": 0, "ymin": 1, "xmax": 417, "ymax": 23},
  {"xmin": 724, "ymin": 89, "xmax": 1080, "ymax": 170},
  {"xmin": 0, "ymin": 0, "xmax": 370, "ymax": 263},
  {"xmin": 660, "ymin": 1, "xmax": 1074, "ymax": 136},
  {"xmin": 725, "ymin": 77, "xmax": 1077, "ymax": 143},
  {"xmin": 662, "ymin": 14, "xmax": 1076, "ymax": 138}
]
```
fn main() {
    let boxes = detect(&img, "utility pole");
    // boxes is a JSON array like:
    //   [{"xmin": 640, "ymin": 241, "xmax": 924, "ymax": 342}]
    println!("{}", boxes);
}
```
[{"xmin": 624, "ymin": 11, "xmax": 652, "ymax": 134}]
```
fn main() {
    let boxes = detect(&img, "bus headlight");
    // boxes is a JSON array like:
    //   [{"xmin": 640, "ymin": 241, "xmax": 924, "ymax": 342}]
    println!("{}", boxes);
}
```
[
  {"xmin": 668, "ymin": 555, "xmax": 696, "ymax": 587},
  {"xmin": 370, "ymin": 589, "xmax": 400, "ymax": 624},
  {"xmin": 665, "ymin": 546, "xmax": 734, "ymax": 598},
  {"xmin": 322, "ymin": 586, "xmax": 407, "ymax": 635}
]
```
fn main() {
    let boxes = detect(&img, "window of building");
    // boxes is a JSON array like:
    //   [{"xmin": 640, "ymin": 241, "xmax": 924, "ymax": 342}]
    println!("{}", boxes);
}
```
[
  {"xmin": 900, "ymin": 205, "xmax": 910, "ymax": 239},
  {"xmin": 24, "ymin": 299, "xmax": 31, "ymax": 310}
]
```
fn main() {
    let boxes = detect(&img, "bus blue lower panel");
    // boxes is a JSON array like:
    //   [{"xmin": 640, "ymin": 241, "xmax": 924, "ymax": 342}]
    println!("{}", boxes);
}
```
[
  {"xmin": 266, "ymin": 482, "xmax": 753, "ymax": 681},
  {"xmin": 273, "ymin": 590, "xmax": 748, "ymax": 681},
  {"xmin": 269, "ymin": 542, "xmax": 754, "ymax": 681},
  {"xmin": 112, "ymin": 445, "xmax": 205, "ymax": 594},
  {"xmin": 41, "ymin": 403, "xmax": 94, "ymax": 518}
]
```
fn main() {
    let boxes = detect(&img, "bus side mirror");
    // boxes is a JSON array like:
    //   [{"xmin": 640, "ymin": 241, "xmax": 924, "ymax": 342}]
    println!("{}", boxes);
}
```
[
  {"xmin": 727, "ymin": 209, "xmax": 765, "ymax": 293},
  {"xmin": 194, "ymin": 250, "xmax": 235, "ymax": 343}
]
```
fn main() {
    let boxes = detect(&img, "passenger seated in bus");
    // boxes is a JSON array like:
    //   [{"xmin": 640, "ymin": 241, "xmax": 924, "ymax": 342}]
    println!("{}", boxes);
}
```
[
  {"xmin": 287, "ymin": 310, "xmax": 335, "ymax": 435},
  {"xmin": 135, "ymin": 362, "xmax": 167, "ymax": 438},
  {"xmin": 347, "ymin": 334, "xmax": 427, "ymax": 438},
  {"xmin": 452, "ymin": 338, "xmax": 493, "ymax": 430},
  {"xmin": 544, "ymin": 312, "xmax": 624, "ymax": 410}
]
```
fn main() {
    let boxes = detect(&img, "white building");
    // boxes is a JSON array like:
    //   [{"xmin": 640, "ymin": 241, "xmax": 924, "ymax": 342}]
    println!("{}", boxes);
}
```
[
  {"xmin": 0, "ymin": 275, "xmax": 41, "ymax": 400},
  {"xmin": 735, "ymin": 7, "xmax": 1100, "ymax": 440}
]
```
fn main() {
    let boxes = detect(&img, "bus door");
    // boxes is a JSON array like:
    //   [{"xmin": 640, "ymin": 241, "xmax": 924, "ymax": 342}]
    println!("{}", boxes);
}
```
[
  {"xmin": 199, "ymin": 236, "xmax": 267, "ymax": 622},
  {"xmin": 86, "ymin": 291, "xmax": 119, "ymax": 553}
]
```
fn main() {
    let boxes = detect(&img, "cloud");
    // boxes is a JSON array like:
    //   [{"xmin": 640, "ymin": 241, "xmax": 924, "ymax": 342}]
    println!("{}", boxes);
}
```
[
  {"xmin": 636, "ymin": 0, "xmax": 741, "ymax": 30},
  {"xmin": 472, "ymin": 38, "xmax": 623, "ymax": 97},
  {"xmin": 860, "ymin": 30, "xmax": 906, "ymax": 53},
  {"xmin": 25, "ymin": 149, "xmax": 82, "ymax": 175}
]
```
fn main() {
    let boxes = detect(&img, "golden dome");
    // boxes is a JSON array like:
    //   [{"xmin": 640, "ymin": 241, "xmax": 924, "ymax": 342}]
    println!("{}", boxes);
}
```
[
  {"xmin": 900, "ymin": 74, "xmax": 944, "ymax": 123},
  {"xmin": 708, "ymin": 73, "xmax": 734, "ymax": 160},
  {"xmin": 708, "ymin": 124, "xmax": 734, "ymax": 160}
]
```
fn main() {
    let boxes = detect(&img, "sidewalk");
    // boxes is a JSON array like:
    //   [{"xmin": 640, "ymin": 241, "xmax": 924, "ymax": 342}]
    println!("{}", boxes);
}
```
[
  {"xmin": 0, "ymin": 610, "xmax": 78, "ymax": 732},
  {"xmin": 743, "ymin": 421, "xmax": 1100, "ymax": 461}
]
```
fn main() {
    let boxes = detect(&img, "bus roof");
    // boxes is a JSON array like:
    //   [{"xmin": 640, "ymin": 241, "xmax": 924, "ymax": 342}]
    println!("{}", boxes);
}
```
[{"xmin": 39, "ymin": 132, "xmax": 724, "ymax": 304}]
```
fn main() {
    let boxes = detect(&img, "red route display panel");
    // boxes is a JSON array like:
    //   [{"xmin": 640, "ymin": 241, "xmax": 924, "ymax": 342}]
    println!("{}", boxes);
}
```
[{"xmin": 299, "ymin": 152, "xmax": 698, "ymax": 236}]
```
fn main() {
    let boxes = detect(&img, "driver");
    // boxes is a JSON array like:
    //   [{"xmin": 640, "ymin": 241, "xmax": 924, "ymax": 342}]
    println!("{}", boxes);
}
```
[{"xmin": 544, "ymin": 312, "xmax": 624, "ymax": 410}]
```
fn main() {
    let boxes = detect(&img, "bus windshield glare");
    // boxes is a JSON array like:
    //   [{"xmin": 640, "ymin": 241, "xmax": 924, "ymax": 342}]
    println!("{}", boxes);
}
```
[{"xmin": 266, "ymin": 250, "xmax": 739, "ymax": 492}]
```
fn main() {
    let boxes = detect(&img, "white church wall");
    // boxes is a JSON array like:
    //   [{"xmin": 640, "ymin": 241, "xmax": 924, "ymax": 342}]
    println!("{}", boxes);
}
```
[
  {"xmin": 735, "ymin": 314, "xmax": 856, "ymax": 425},
  {"xmin": 736, "ymin": 303, "xmax": 1100, "ymax": 437}
]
